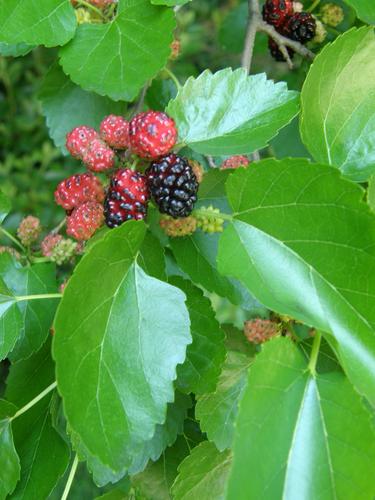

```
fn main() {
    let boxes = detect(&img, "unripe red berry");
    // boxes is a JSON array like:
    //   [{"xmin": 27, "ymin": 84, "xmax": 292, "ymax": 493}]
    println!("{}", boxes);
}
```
[
  {"xmin": 100, "ymin": 115, "xmax": 130, "ymax": 150},
  {"xmin": 66, "ymin": 126, "xmax": 99, "ymax": 159},
  {"xmin": 54, "ymin": 173, "xmax": 105, "ymax": 211},
  {"xmin": 104, "ymin": 169, "xmax": 150, "ymax": 228},
  {"xmin": 221, "ymin": 155, "xmax": 250, "ymax": 169},
  {"xmin": 66, "ymin": 201, "xmax": 104, "ymax": 241},
  {"xmin": 244, "ymin": 318, "xmax": 280, "ymax": 344},
  {"xmin": 129, "ymin": 111, "xmax": 177, "ymax": 159},
  {"xmin": 83, "ymin": 138, "xmax": 115, "ymax": 172}
]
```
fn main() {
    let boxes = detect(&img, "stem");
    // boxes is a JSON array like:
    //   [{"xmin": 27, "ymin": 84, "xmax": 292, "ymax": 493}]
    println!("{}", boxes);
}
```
[
  {"xmin": 74, "ymin": 0, "xmax": 105, "ymax": 18},
  {"xmin": 10, "ymin": 381, "xmax": 57, "ymax": 421},
  {"xmin": 240, "ymin": 0, "xmax": 315, "ymax": 73},
  {"xmin": 51, "ymin": 218, "xmax": 66, "ymax": 235},
  {"xmin": 308, "ymin": 331, "xmax": 322, "ymax": 376},
  {"xmin": 164, "ymin": 67, "xmax": 182, "ymax": 91},
  {"xmin": 30, "ymin": 256, "xmax": 52, "ymax": 264},
  {"xmin": 193, "ymin": 208, "xmax": 233, "ymax": 222},
  {"xmin": 241, "ymin": 0, "xmax": 260, "ymax": 73},
  {"xmin": 133, "ymin": 83, "xmax": 149, "ymax": 115},
  {"xmin": 307, "ymin": 0, "xmax": 321, "ymax": 12},
  {"xmin": 16, "ymin": 293, "xmax": 62, "ymax": 302},
  {"xmin": 0, "ymin": 227, "xmax": 26, "ymax": 253},
  {"xmin": 257, "ymin": 20, "xmax": 315, "ymax": 61},
  {"xmin": 61, "ymin": 455, "xmax": 79, "ymax": 500}
]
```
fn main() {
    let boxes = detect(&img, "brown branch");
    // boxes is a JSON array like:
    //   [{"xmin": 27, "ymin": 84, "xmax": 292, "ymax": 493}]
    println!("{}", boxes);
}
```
[
  {"xmin": 258, "ymin": 20, "xmax": 315, "ymax": 60},
  {"xmin": 241, "ymin": 0, "xmax": 315, "ymax": 74}
]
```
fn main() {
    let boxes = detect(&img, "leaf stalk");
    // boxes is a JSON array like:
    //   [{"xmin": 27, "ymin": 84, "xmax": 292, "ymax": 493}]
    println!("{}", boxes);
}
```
[
  {"xmin": 10, "ymin": 381, "xmax": 57, "ymax": 421},
  {"xmin": 308, "ymin": 330, "xmax": 322, "ymax": 376}
]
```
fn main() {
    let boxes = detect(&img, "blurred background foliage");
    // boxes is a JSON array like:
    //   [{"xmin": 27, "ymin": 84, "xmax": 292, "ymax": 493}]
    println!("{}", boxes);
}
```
[{"xmin": 0, "ymin": 0, "xmax": 358, "ymax": 496}]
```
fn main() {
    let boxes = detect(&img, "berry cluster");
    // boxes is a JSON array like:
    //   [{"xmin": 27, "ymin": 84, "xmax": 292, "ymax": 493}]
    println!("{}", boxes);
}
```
[
  {"xmin": 55, "ymin": 111, "xmax": 199, "ymax": 239},
  {"xmin": 262, "ymin": 0, "xmax": 316, "ymax": 61}
]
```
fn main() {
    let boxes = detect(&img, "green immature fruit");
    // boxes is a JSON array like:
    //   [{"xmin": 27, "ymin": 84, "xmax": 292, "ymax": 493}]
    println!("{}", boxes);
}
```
[
  {"xmin": 320, "ymin": 3, "xmax": 344, "ymax": 27},
  {"xmin": 50, "ymin": 238, "xmax": 78, "ymax": 266},
  {"xmin": 195, "ymin": 206, "xmax": 224, "ymax": 234}
]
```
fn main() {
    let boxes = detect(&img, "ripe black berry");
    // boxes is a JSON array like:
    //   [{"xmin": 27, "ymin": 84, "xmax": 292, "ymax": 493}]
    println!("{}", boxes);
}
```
[
  {"xmin": 287, "ymin": 12, "xmax": 316, "ymax": 43},
  {"xmin": 146, "ymin": 154, "xmax": 199, "ymax": 218},
  {"xmin": 268, "ymin": 38, "xmax": 294, "ymax": 62}
]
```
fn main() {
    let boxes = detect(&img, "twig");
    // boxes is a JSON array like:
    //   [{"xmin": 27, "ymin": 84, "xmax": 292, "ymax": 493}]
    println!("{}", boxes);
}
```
[
  {"xmin": 74, "ymin": 0, "xmax": 105, "ymax": 19},
  {"xmin": 51, "ymin": 217, "xmax": 66, "ymax": 235},
  {"xmin": 258, "ymin": 20, "xmax": 315, "ymax": 60},
  {"xmin": 133, "ymin": 83, "xmax": 149, "ymax": 116},
  {"xmin": 241, "ymin": 0, "xmax": 315, "ymax": 73},
  {"xmin": 206, "ymin": 156, "xmax": 216, "ymax": 169},
  {"xmin": 241, "ymin": 0, "xmax": 260, "ymax": 72}
]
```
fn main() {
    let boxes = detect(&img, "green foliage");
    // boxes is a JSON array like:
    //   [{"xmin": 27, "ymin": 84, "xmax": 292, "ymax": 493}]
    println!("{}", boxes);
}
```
[
  {"xmin": 59, "ymin": 0, "xmax": 175, "ymax": 101},
  {"xmin": 1, "ymin": 0, "xmax": 375, "ymax": 497},
  {"xmin": 219, "ymin": 159, "xmax": 375, "ymax": 405},
  {"xmin": 53, "ymin": 221, "xmax": 191, "ymax": 472},
  {"xmin": 301, "ymin": 28, "xmax": 375, "ymax": 181},
  {"xmin": 39, "ymin": 64, "xmax": 124, "ymax": 154},
  {"xmin": 0, "ymin": 0, "xmax": 76, "ymax": 47},
  {"xmin": 0, "ymin": 401, "xmax": 19, "ymax": 499},
  {"xmin": 167, "ymin": 68, "xmax": 299, "ymax": 155},
  {"xmin": 343, "ymin": 0, "xmax": 375, "ymax": 23},
  {"xmin": 172, "ymin": 441, "xmax": 232, "ymax": 500},
  {"xmin": 227, "ymin": 338, "xmax": 375, "ymax": 500}
]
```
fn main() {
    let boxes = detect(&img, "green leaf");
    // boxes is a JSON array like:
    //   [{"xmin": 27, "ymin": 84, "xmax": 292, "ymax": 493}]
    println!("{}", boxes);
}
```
[
  {"xmin": 217, "ymin": 158, "xmax": 375, "ymax": 405},
  {"xmin": 39, "ymin": 64, "xmax": 124, "ymax": 154},
  {"xmin": 195, "ymin": 351, "xmax": 251, "ymax": 452},
  {"xmin": 195, "ymin": 169, "xmax": 231, "ymax": 214},
  {"xmin": 300, "ymin": 28, "xmax": 375, "ymax": 181},
  {"xmin": 0, "ymin": 190, "xmax": 11, "ymax": 224},
  {"xmin": 343, "ymin": 0, "xmax": 375, "ymax": 23},
  {"xmin": 5, "ymin": 338, "xmax": 55, "ymax": 404},
  {"xmin": 146, "ymin": 79, "xmax": 177, "ymax": 112},
  {"xmin": 77, "ymin": 391, "xmax": 191, "ymax": 487},
  {"xmin": 0, "ymin": 419, "xmax": 20, "ymax": 499},
  {"xmin": 171, "ymin": 441, "xmax": 232, "ymax": 500},
  {"xmin": 0, "ymin": 274, "xmax": 23, "ymax": 361},
  {"xmin": 6, "ymin": 340, "xmax": 70, "ymax": 500},
  {"xmin": 132, "ymin": 435, "xmax": 190, "ymax": 500},
  {"xmin": 59, "ymin": 0, "xmax": 175, "ymax": 101},
  {"xmin": 128, "ymin": 392, "xmax": 191, "ymax": 475},
  {"xmin": 222, "ymin": 324, "xmax": 256, "ymax": 357},
  {"xmin": 227, "ymin": 338, "xmax": 375, "ymax": 500},
  {"xmin": 368, "ymin": 174, "xmax": 375, "ymax": 212},
  {"xmin": 0, "ymin": 42, "xmax": 34, "ymax": 57},
  {"xmin": 170, "ymin": 277, "xmax": 226, "ymax": 395},
  {"xmin": 167, "ymin": 68, "xmax": 299, "ymax": 155},
  {"xmin": 219, "ymin": 3, "xmax": 247, "ymax": 53},
  {"xmin": 170, "ymin": 232, "xmax": 241, "ymax": 305},
  {"xmin": 151, "ymin": 0, "xmax": 190, "ymax": 5},
  {"xmin": 95, "ymin": 490, "xmax": 128, "ymax": 500},
  {"xmin": 0, "ymin": 254, "xmax": 59, "ymax": 361},
  {"xmin": 138, "ymin": 232, "xmax": 166, "ymax": 281},
  {"xmin": 53, "ymin": 221, "xmax": 191, "ymax": 472},
  {"xmin": 0, "ymin": 0, "xmax": 76, "ymax": 47},
  {"xmin": 0, "ymin": 401, "xmax": 19, "ymax": 500}
]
